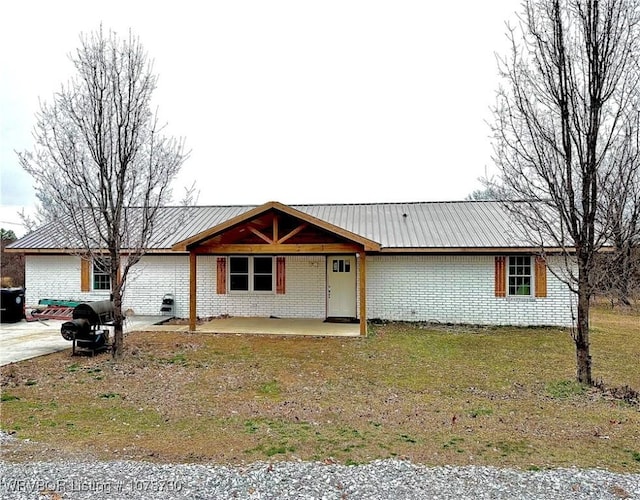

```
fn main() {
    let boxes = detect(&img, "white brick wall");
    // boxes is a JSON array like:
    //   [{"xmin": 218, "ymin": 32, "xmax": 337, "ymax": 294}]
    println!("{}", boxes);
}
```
[
  {"xmin": 366, "ymin": 255, "xmax": 575, "ymax": 326},
  {"xmin": 25, "ymin": 253, "xmax": 576, "ymax": 326},
  {"xmin": 126, "ymin": 255, "xmax": 327, "ymax": 318},
  {"xmin": 121, "ymin": 254, "xmax": 190, "ymax": 316},
  {"xmin": 24, "ymin": 255, "xmax": 111, "ymax": 306},
  {"xmin": 200, "ymin": 255, "xmax": 326, "ymax": 319}
]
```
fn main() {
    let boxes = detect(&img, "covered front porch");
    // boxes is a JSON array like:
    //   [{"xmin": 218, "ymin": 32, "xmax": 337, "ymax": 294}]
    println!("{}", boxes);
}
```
[
  {"xmin": 171, "ymin": 202, "xmax": 381, "ymax": 336},
  {"xmin": 145, "ymin": 316, "xmax": 361, "ymax": 337}
]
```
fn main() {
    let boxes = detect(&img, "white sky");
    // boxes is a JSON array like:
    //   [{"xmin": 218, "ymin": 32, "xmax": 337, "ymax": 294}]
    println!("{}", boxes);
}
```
[{"xmin": 0, "ymin": 1, "xmax": 518, "ymax": 237}]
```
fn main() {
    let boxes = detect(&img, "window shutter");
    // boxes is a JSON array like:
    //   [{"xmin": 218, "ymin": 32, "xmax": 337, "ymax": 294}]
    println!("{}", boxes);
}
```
[
  {"xmin": 276, "ymin": 257, "xmax": 286, "ymax": 294},
  {"xmin": 216, "ymin": 257, "xmax": 227, "ymax": 294},
  {"xmin": 535, "ymin": 256, "xmax": 547, "ymax": 298},
  {"xmin": 494, "ymin": 256, "xmax": 506, "ymax": 298},
  {"xmin": 80, "ymin": 258, "xmax": 90, "ymax": 292}
]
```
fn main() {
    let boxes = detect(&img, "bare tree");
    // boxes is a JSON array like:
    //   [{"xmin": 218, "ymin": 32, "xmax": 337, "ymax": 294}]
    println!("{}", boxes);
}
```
[
  {"xmin": 465, "ymin": 186, "xmax": 501, "ymax": 201},
  {"xmin": 18, "ymin": 27, "xmax": 188, "ymax": 359},
  {"xmin": 489, "ymin": 0, "xmax": 640, "ymax": 384},
  {"xmin": 599, "ymin": 107, "xmax": 640, "ymax": 305}
]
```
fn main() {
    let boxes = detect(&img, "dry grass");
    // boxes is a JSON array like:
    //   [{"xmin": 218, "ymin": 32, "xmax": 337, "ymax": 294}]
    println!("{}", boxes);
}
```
[{"xmin": 1, "ymin": 306, "xmax": 639, "ymax": 471}]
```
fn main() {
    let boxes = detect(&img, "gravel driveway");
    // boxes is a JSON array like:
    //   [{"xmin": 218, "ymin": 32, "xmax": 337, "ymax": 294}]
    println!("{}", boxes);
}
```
[{"xmin": 1, "ymin": 431, "xmax": 638, "ymax": 500}]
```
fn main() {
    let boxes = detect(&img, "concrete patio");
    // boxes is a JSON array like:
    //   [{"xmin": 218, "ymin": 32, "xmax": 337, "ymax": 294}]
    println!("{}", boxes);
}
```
[
  {"xmin": 0, "ymin": 315, "xmax": 168, "ymax": 365},
  {"xmin": 143, "ymin": 317, "xmax": 363, "ymax": 337}
]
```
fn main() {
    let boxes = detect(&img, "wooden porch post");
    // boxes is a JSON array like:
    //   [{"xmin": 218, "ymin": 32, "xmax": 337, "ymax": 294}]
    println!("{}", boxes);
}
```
[
  {"xmin": 359, "ymin": 251, "xmax": 367, "ymax": 336},
  {"xmin": 189, "ymin": 251, "xmax": 197, "ymax": 331}
]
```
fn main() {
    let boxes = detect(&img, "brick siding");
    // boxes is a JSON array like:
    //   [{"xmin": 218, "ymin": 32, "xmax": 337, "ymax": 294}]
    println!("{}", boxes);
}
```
[
  {"xmin": 25, "ymin": 253, "xmax": 575, "ymax": 326},
  {"xmin": 366, "ymin": 255, "xmax": 575, "ymax": 326}
]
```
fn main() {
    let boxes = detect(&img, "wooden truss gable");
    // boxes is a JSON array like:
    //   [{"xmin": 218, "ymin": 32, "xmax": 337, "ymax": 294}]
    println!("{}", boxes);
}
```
[{"xmin": 172, "ymin": 201, "xmax": 380, "ymax": 254}]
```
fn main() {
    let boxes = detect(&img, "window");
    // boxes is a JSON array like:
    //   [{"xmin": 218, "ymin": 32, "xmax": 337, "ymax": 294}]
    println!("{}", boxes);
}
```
[
  {"xmin": 93, "ymin": 257, "xmax": 111, "ymax": 291},
  {"xmin": 332, "ymin": 259, "xmax": 351, "ymax": 273},
  {"xmin": 253, "ymin": 256, "xmax": 273, "ymax": 291},
  {"xmin": 508, "ymin": 256, "xmax": 532, "ymax": 296},
  {"xmin": 229, "ymin": 256, "xmax": 273, "ymax": 292}
]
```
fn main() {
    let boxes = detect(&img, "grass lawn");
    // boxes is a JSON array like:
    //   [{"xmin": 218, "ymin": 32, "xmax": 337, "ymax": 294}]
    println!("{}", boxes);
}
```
[{"xmin": 1, "ymin": 305, "xmax": 639, "ymax": 471}]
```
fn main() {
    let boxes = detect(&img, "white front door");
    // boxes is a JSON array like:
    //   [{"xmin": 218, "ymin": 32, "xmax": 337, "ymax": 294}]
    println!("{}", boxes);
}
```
[{"xmin": 327, "ymin": 256, "xmax": 356, "ymax": 318}]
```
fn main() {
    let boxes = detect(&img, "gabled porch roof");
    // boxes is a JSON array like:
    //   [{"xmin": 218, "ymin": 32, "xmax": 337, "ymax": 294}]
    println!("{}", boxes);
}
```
[{"xmin": 171, "ymin": 201, "xmax": 381, "ymax": 253}]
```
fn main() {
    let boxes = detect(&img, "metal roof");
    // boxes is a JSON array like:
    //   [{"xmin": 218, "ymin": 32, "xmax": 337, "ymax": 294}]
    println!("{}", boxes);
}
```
[{"xmin": 8, "ymin": 201, "xmax": 536, "ymax": 251}]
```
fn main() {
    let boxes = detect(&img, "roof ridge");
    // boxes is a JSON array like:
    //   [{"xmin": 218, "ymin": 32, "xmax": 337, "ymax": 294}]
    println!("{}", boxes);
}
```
[
  {"xmin": 118, "ymin": 200, "xmax": 509, "ymax": 209},
  {"xmin": 291, "ymin": 200, "xmax": 505, "ymax": 207}
]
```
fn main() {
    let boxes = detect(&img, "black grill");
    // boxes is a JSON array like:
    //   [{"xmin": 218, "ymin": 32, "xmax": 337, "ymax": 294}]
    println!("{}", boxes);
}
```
[{"xmin": 61, "ymin": 300, "xmax": 114, "ymax": 355}]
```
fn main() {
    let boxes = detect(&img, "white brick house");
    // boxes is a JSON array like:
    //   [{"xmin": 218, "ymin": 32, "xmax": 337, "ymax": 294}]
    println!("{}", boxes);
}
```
[{"xmin": 9, "ymin": 201, "xmax": 577, "ymax": 333}]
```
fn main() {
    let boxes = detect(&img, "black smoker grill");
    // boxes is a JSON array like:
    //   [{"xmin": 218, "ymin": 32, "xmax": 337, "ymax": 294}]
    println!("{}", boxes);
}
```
[{"xmin": 61, "ymin": 300, "xmax": 114, "ymax": 356}]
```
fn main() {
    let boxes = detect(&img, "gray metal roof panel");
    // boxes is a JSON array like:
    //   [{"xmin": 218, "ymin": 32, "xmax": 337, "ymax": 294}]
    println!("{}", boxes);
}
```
[
  {"xmin": 294, "ymin": 201, "xmax": 531, "ymax": 248},
  {"xmin": 8, "ymin": 201, "xmax": 536, "ymax": 251}
]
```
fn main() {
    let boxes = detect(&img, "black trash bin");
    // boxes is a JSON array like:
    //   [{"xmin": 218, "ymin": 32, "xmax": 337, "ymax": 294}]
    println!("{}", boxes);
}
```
[{"xmin": 0, "ymin": 287, "xmax": 26, "ymax": 323}]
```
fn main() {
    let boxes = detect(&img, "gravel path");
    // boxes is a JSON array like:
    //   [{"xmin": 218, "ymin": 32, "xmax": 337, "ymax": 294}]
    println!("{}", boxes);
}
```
[
  {"xmin": 1, "ymin": 433, "xmax": 639, "ymax": 499},
  {"xmin": 2, "ymin": 459, "xmax": 639, "ymax": 499}
]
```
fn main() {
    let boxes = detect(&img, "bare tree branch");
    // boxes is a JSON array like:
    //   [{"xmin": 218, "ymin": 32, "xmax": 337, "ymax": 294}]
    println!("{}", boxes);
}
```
[
  {"xmin": 17, "ymin": 26, "xmax": 190, "ymax": 359},
  {"xmin": 488, "ymin": 0, "xmax": 640, "ymax": 384}
]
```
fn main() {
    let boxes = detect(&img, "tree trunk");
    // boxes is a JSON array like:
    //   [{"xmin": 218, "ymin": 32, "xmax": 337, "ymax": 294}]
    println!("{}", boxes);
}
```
[
  {"xmin": 112, "ymin": 293, "xmax": 124, "ymax": 360},
  {"xmin": 575, "ymin": 269, "xmax": 592, "ymax": 385},
  {"xmin": 111, "ymin": 260, "xmax": 124, "ymax": 360}
]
